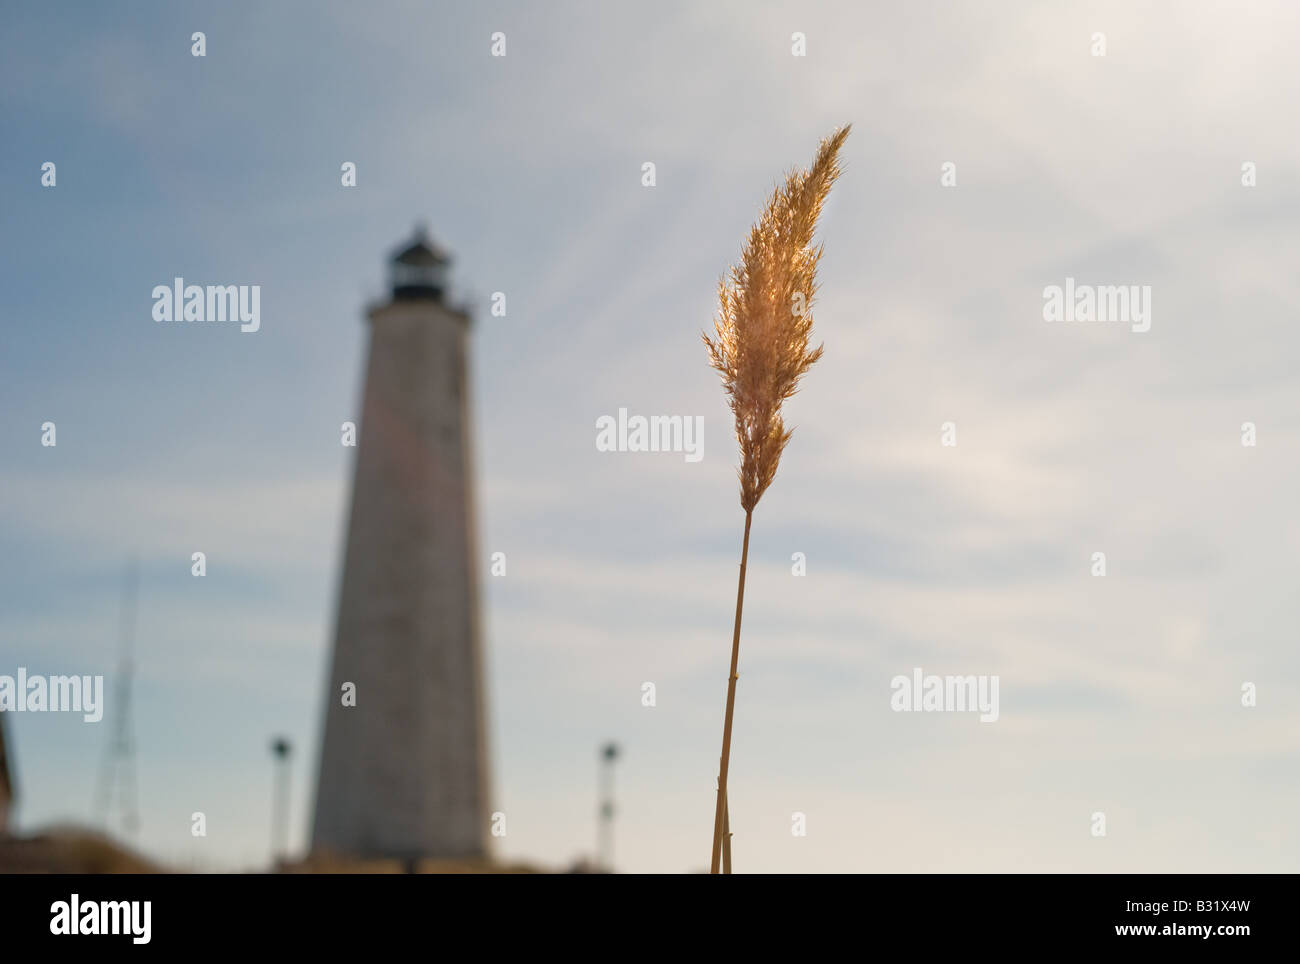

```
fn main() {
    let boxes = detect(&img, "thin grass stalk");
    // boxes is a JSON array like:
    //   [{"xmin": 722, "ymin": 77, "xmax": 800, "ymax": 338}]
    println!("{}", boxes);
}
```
[
  {"xmin": 710, "ymin": 509, "xmax": 751, "ymax": 873},
  {"xmin": 722, "ymin": 791, "xmax": 732, "ymax": 873}
]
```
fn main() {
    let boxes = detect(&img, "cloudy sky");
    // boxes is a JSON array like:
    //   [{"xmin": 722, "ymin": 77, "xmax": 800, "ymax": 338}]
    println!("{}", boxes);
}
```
[{"xmin": 2, "ymin": 0, "xmax": 1298, "ymax": 872}]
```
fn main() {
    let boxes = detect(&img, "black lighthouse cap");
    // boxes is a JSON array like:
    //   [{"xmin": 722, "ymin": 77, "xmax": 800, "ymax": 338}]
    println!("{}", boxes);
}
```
[{"xmin": 390, "ymin": 224, "xmax": 451, "ymax": 301}]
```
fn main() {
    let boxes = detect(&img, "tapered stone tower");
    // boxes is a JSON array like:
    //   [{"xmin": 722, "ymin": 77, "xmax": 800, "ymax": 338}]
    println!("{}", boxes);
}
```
[{"xmin": 312, "ymin": 227, "xmax": 489, "ymax": 861}]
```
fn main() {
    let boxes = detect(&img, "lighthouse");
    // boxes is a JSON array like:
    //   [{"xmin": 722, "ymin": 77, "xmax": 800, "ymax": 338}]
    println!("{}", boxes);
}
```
[
  {"xmin": 0, "ymin": 711, "xmax": 14, "ymax": 835},
  {"xmin": 311, "ymin": 228, "xmax": 490, "ymax": 862}
]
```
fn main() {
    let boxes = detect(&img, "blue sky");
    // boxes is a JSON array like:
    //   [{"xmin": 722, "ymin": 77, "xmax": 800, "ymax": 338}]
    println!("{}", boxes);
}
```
[{"xmin": 2, "ymin": 0, "xmax": 1299, "ymax": 872}]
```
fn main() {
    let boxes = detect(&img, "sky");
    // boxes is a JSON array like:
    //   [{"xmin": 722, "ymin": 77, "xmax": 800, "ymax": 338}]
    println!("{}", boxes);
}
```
[{"xmin": 1, "ymin": 0, "xmax": 1298, "ymax": 872}]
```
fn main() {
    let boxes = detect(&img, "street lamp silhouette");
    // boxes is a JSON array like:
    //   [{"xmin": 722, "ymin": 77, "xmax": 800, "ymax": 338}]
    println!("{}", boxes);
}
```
[
  {"xmin": 597, "ymin": 742, "xmax": 620, "ymax": 872},
  {"xmin": 270, "ymin": 737, "xmax": 292, "ymax": 866}
]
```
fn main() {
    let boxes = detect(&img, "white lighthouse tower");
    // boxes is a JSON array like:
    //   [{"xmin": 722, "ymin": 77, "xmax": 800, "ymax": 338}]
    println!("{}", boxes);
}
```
[{"xmin": 312, "ymin": 228, "xmax": 490, "ymax": 862}]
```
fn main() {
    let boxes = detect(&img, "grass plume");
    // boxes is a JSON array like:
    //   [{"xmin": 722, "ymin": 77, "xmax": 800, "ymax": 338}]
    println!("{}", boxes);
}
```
[
  {"xmin": 703, "ymin": 125, "xmax": 848, "ymax": 874},
  {"xmin": 704, "ymin": 124, "xmax": 847, "ymax": 513}
]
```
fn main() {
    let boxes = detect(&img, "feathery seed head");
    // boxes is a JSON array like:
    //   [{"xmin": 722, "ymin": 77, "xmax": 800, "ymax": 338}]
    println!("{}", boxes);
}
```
[{"xmin": 703, "ymin": 125, "xmax": 848, "ymax": 512}]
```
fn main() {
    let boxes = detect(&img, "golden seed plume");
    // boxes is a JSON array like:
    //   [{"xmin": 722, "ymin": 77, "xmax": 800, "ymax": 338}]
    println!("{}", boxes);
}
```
[{"xmin": 703, "ymin": 125, "xmax": 849, "ymax": 512}]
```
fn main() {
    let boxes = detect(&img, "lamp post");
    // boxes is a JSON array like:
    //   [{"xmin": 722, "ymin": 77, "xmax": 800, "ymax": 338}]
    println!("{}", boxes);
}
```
[
  {"xmin": 597, "ymin": 742, "xmax": 620, "ymax": 872},
  {"xmin": 270, "ymin": 736, "xmax": 292, "ymax": 867}
]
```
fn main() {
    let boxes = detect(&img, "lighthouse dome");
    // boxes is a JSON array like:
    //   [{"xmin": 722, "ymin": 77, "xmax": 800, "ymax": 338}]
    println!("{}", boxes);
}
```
[{"xmin": 390, "ymin": 224, "xmax": 450, "ymax": 301}]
